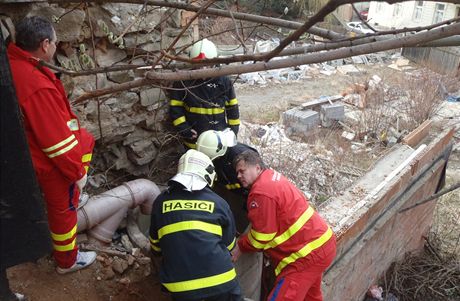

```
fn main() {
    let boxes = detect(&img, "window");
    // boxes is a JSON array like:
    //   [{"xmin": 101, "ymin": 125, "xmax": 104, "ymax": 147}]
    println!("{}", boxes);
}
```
[
  {"xmin": 413, "ymin": 1, "xmax": 423, "ymax": 21},
  {"xmin": 393, "ymin": 3, "xmax": 402, "ymax": 16},
  {"xmin": 433, "ymin": 3, "xmax": 446, "ymax": 23},
  {"xmin": 456, "ymin": 6, "xmax": 460, "ymax": 17}
]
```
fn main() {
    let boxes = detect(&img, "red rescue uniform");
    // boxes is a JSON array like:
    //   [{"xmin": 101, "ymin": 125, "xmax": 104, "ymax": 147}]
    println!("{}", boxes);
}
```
[
  {"xmin": 238, "ymin": 169, "xmax": 336, "ymax": 301},
  {"xmin": 7, "ymin": 43, "xmax": 94, "ymax": 268}
]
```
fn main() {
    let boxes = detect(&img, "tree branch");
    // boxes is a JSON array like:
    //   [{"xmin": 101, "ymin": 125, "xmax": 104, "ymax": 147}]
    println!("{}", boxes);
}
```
[
  {"xmin": 50, "ymin": 0, "xmax": 344, "ymax": 40},
  {"xmin": 145, "ymin": 22, "xmax": 460, "ymax": 81}
]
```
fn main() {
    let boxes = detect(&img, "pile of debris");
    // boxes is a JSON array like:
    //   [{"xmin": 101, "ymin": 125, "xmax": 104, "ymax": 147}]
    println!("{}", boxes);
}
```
[{"xmin": 239, "ymin": 123, "xmax": 357, "ymax": 204}]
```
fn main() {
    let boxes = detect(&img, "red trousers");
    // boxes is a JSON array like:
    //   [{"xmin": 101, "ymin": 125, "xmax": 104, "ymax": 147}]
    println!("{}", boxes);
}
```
[
  {"xmin": 267, "ymin": 236, "xmax": 336, "ymax": 301},
  {"xmin": 38, "ymin": 169, "xmax": 79, "ymax": 268}
]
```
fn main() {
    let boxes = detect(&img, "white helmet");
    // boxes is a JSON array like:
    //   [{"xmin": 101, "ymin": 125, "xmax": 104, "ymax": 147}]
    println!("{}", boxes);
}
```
[
  {"xmin": 196, "ymin": 129, "xmax": 237, "ymax": 160},
  {"xmin": 189, "ymin": 38, "xmax": 218, "ymax": 60},
  {"xmin": 172, "ymin": 149, "xmax": 216, "ymax": 190}
]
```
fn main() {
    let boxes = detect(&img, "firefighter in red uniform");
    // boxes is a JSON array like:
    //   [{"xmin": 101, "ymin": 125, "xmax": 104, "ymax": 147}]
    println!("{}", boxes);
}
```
[
  {"xmin": 232, "ymin": 150, "xmax": 336, "ymax": 301},
  {"xmin": 7, "ymin": 16, "xmax": 96, "ymax": 274}
]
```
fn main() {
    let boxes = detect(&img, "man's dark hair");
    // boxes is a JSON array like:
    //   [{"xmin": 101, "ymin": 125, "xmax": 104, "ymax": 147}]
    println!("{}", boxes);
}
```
[
  {"xmin": 233, "ymin": 149, "xmax": 267, "ymax": 170},
  {"xmin": 15, "ymin": 16, "xmax": 54, "ymax": 52}
]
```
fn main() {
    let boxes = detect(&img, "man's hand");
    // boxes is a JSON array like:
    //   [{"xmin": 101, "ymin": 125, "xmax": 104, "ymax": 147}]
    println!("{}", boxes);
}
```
[
  {"xmin": 191, "ymin": 129, "xmax": 198, "ymax": 139},
  {"xmin": 76, "ymin": 173, "xmax": 88, "ymax": 192},
  {"xmin": 231, "ymin": 243, "xmax": 241, "ymax": 262}
]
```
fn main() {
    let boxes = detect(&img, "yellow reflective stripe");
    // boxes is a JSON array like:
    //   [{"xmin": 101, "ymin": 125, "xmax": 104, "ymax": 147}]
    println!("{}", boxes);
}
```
[
  {"xmin": 173, "ymin": 116, "xmax": 186, "ymax": 126},
  {"xmin": 225, "ymin": 98, "xmax": 238, "ymax": 106},
  {"xmin": 275, "ymin": 227, "xmax": 333, "ymax": 275},
  {"xmin": 170, "ymin": 99, "xmax": 184, "ymax": 106},
  {"xmin": 250, "ymin": 229, "xmax": 276, "ymax": 242},
  {"xmin": 151, "ymin": 244, "xmax": 161, "ymax": 252},
  {"xmin": 227, "ymin": 237, "xmax": 236, "ymax": 251},
  {"xmin": 265, "ymin": 206, "xmax": 315, "ymax": 250},
  {"xmin": 247, "ymin": 232, "xmax": 266, "ymax": 250},
  {"xmin": 42, "ymin": 134, "xmax": 76, "ymax": 152},
  {"xmin": 53, "ymin": 239, "xmax": 76, "ymax": 252},
  {"xmin": 163, "ymin": 268, "xmax": 236, "ymax": 292},
  {"xmin": 51, "ymin": 224, "xmax": 77, "ymax": 242},
  {"xmin": 149, "ymin": 236, "xmax": 159, "ymax": 244},
  {"xmin": 82, "ymin": 153, "xmax": 92, "ymax": 163},
  {"xmin": 225, "ymin": 183, "xmax": 241, "ymax": 190},
  {"xmin": 184, "ymin": 141, "xmax": 196, "ymax": 149},
  {"xmin": 150, "ymin": 236, "xmax": 161, "ymax": 252},
  {"xmin": 158, "ymin": 221, "xmax": 222, "ymax": 239},
  {"xmin": 84, "ymin": 166, "xmax": 89, "ymax": 172},
  {"xmin": 228, "ymin": 119, "xmax": 240, "ymax": 126},
  {"xmin": 47, "ymin": 140, "xmax": 78, "ymax": 158},
  {"xmin": 186, "ymin": 106, "xmax": 225, "ymax": 115}
]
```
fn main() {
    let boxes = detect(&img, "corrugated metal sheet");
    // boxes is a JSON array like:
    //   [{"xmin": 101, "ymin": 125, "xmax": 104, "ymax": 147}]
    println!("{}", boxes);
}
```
[{"xmin": 403, "ymin": 46, "xmax": 460, "ymax": 76}]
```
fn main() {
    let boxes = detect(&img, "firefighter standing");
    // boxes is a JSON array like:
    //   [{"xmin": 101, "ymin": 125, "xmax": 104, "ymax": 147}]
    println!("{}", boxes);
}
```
[
  {"xmin": 149, "ymin": 149, "xmax": 242, "ymax": 301},
  {"xmin": 169, "ymin": 39, "xmax": 240, "ymax": 149},
  {"xmin": 7, "ymin": 16, "xmax": 96, "ymax": 274},
  {"xmin": 232, "ymin": 150, "xmax": 336, "ymax": 301}
]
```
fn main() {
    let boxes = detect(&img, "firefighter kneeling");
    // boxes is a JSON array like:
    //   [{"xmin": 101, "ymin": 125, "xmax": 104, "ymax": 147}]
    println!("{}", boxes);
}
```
[{"xmin": 149, "ymin": 149, "xmax": 243, "ymax": 301}]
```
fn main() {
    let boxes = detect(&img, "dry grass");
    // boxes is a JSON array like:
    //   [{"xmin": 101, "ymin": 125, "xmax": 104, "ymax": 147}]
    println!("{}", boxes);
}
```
[{"xmin": 383, "ymin": 247, "xmax": 460, "ymax": 301}]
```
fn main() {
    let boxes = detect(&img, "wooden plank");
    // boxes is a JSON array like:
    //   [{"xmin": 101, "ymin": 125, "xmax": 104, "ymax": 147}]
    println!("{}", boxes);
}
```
[
  {"xmin": 291, "ymin": 94, "xmax": 343, "ymax": 110},
  {"xmin": 402, "ymin": 120, "xmax": 432, "ymax": 147}
]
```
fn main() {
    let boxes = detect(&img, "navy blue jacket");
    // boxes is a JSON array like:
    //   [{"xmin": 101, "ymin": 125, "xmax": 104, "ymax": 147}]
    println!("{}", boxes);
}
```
[{"xmin": 149, "ymin": 184, "xmax": 239, "ymax": 301}]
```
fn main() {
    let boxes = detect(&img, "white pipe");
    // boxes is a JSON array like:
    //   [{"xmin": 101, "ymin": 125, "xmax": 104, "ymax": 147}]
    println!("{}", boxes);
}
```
[{"xmin": 77, "ymin": 179, "xmax": 161, "ymax": 243}]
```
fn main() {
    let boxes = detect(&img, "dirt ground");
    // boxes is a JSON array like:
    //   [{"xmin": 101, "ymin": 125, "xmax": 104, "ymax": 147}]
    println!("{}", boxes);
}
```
[{"xmin": 7, "ymin": 61, "xmax": 460, "ymax": 301}]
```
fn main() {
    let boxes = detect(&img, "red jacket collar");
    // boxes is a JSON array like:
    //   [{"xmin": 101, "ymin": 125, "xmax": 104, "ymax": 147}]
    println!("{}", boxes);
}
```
[{"xmin": 7, "ymin": 42, "xmax": 57, "ymax": 82}]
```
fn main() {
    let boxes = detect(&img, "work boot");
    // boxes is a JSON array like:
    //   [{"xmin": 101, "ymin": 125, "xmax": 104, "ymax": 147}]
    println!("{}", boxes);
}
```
[{"xmin": 56, "ymin": 250, "xmax": 96, "ymax": 274}]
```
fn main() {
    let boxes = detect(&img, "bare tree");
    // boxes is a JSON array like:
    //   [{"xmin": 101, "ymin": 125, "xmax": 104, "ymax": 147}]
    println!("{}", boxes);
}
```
[{"xmin": 44, "ymin": 0, "xmax": 460, "ymax": 103}]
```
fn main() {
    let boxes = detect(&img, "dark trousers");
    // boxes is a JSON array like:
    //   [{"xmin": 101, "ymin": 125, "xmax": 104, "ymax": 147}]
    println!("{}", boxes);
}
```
[
  {"xmin": 0, "ymin": 269, "xmax": 16, "ymax": 301},
  {"xmin": 172, "ymin": 285, "xmax": 243, "ymax": 301}
]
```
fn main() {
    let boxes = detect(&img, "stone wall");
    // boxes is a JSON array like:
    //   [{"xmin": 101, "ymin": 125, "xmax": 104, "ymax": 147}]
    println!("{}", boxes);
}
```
[{"xmin": 1, "ymin": 2, "xmax": 192, "ymax": 184}]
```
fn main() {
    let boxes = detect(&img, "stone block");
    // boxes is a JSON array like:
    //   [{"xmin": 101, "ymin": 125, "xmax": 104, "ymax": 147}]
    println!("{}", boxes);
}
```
[
  {"xmin": 140, "ymin": 88, "xmax": 165, "ymax": 107},
  {"xmin": 283, "ymin": 108, "xmax": 319, "ymax": 136},
  {"xmin": 320, "ymin": 102, "xmax": 345, "ymax": 127}
]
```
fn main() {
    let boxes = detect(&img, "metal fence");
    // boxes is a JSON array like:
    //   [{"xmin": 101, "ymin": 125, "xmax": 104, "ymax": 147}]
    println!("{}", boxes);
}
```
[{"xmin": 402, "ymin": 47, "xmax": 460, "ymax": 76}]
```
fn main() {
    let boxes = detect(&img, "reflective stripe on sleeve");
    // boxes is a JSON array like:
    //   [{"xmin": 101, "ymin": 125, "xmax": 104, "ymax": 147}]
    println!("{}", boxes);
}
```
[
  {"xmin": 225, "ymin": 98, "xmax": 238, "ymax": 106},
  {"xmin": 227, "ymin": 237, "xmax": 236, "ymax": 251},
  {"xmin": 228, "ymin": 119, "xmax": 240, "ymax": 126},
  {"xmin": 250, "ymin": 229, "xmax": 276, "ymax": 242},
  {"xmin": 47, "ymin": 140, "xmax": 78, "ymax": 158},
  {"xmin": 163, "ymin": 268, "xmax": 236, "ymax": 292},
  {"xmin": 50, "ymin": 224, "xmax": 77, "ymax": 242},
  {"xmin": 275, "ymin": 227, "xmax": 333, "ymax": 275},
  {"xmin": 149, "ymin": 236, "xmax": 161, "ymax": 252},
  {"xmin": 42, "ymin": 134, "xmax": 76, "ymax": 153},
  {"xmin": 170, "ymin": 99, "xmax": 184, "ymax": 106},
  {"xmin": 247, "ymin": 231, "xmax": 266, "ymax": 250},
  {"xmin": 225, "ymin": 183, "xmax": 241, "ymax": 190},
  {"xmin": 82, "ymin": 153, "xmax": 92, "ymax": 163},
  {"xmin": 265, "ymin": 206, "xmax": 315, "ymax": 250},
  {"xmin": 173, "ymin": 116, "xmax": 186, "ymax": 126},
  {"xmin": 158, "ymin": 221, "xmax": 222, "ymax": 239},
  {"xmin": 184, "ymin": 141, "xmax": 196, "ymax": 149}
]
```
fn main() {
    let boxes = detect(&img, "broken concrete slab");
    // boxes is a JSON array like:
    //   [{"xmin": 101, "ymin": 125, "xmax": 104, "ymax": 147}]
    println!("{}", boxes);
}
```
[
  {"xmin": 337, "ymin": 64, "xmax": 360, "ymax": 75},
  {"xmin": 320, "ymin": 102, "xmax": 345, "ymax": 127},
  {"xmin": 283, "ymin": 108, "xmax": 319, "ymax": 136}
]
